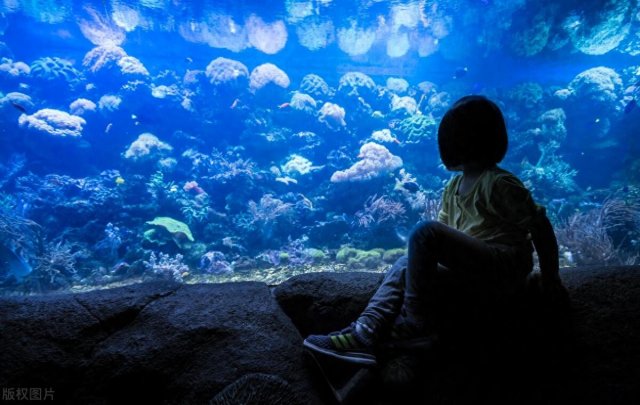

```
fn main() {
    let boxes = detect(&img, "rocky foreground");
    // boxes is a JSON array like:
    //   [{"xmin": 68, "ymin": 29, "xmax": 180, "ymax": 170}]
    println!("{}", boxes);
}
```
[{"xmin": 1, "ymin": 266, "xmax": 639, "ymax": 404}]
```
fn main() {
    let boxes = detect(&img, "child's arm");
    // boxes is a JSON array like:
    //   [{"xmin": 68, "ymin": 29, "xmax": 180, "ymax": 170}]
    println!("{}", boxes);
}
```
[
  {"xmin": 530, "ymin": 211, "xmax": 568, "ymax": 303},
  {"xmin": 530, "ymin": 211, "xmax": 560, "ymax": 283}
]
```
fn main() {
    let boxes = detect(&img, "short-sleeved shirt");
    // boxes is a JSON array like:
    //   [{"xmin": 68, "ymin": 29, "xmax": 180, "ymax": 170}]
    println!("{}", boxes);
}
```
[{"xmin": 437, "ymin": 166, "xmax": 544, "ymax": 247}]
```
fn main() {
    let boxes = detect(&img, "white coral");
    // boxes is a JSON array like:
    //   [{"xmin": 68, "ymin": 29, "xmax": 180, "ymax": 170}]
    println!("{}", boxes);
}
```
[
  {"xmin": 249, "ymin": 63, "xmax": 290, "ymax": 93},
  {"xmin": 330, "ymin": 142, "xmax": 403, "ymax": 182},
  {"xmin": 18, "ymin": 108, "xmax": 86, "ymax": 137},
  {"xmin": 124, "ymin": 133, "xmax": 173, "ymax": 160}
]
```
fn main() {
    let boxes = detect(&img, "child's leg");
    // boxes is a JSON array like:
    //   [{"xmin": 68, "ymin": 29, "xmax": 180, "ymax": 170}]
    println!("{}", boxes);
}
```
[
  {"xmin": 355, "ymin": 255, "xmax": 408, "ymax": 342},
  {"xmin": 404, "ymin": 220, "xmax": 499, "ymax": 328}
]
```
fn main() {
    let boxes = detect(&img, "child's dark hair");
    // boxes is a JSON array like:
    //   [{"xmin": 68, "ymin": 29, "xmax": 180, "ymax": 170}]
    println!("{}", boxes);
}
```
[{"xmin": 437, "ymin": 95, "xmax": 508, "ymax": 169}]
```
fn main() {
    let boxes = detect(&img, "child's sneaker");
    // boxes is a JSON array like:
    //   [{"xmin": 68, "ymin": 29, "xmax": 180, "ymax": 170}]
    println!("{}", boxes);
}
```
[{"xmin": 303, "ymin": 322, "xmax": 377, "ymax": 366}]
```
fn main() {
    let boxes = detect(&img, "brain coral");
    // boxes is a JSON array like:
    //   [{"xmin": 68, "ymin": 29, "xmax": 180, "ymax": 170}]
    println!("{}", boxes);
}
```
[
  {"xmin": 395, "ymin": 114, "xmax": 437, "ymax": 142},
  {"xmin": 205, "ymin": 57, "xmax": 249, "ymax": 88},
  {"xmin": 567, "ymin": 66, "xmax": 622, "ymax": 107},
  {"xmin": 249, "ymin": 63, "xmax": 290, "ymax": 93},
  {"xmin": 83, "ymin": 45, "xmax": 127, "ymax": 73},
  {"xmin": 18, "ymin": 108, "xmax": 86, "ymax": 137},
  {"xmin": 337, "ymin": 71, "xmax": 376, "ymax": 99},
  {"xmin": 296, "ymin": 16, "xmax": 335, "ymax": 51},
  {"xmin": 299, "ymin": 73, "xmax": 332, "ymax": 99},
  {"xmin": 30, "ymin": 57, "xmax": 81, "ymax": 83}
]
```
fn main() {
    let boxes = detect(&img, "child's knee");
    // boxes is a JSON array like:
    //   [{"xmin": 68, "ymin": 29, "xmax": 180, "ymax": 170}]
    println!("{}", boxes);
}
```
[{"xmin": 409, "ymin": 220, "xmax": 441, "ymax": 244}]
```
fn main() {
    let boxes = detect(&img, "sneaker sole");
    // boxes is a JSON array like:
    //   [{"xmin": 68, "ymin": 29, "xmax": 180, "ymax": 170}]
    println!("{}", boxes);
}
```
[{"xmin": 303, "ymin": 339, "xmax": 377, "ymax": 366}]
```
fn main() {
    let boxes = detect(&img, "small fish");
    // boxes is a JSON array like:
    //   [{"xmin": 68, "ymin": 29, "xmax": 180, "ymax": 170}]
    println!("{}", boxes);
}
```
[
  {"xmin": 10, "ymin": 102, "xmax": 27, "ymax": 113},
  {"xmin": 230, "ymin": 98, "xmax": 240, "ymax": 109},
  {"xmin": 185, "ymin": 57, "xmax": 193, "ymax": 64},
  {"xmin": 115, "ymin": 176, "xmax": 125, "ymax": 186},
  {"xmin": 624, "ymin": 99, "xmax": 637, "ymax": 114},
  {"xmin": 594, "ymin": 117, "xmax": 600, "ymax": 123},
  {"xmin": 278, "ymin": 102, "xmax": 290, "ymax": 109},
  {"xmin": 453, "ymin": 66, "xmax": 468, "ymax": 79},
  {"xmin": 131, "ymin": 114, "xmax": 137, "ymax": 120},
  {"xmin": 105, "ymin": 123, "xmax": 113, "ymax": 134}
]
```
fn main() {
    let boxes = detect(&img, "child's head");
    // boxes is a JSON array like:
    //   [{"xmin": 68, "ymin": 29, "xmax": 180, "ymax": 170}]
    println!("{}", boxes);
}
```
[{"xmin": 437, "ymin": 95, "xmax": 508, "ymax": 170}]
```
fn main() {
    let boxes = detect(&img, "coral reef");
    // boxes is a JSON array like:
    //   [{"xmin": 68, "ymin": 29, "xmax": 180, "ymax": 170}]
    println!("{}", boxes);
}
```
[
  {"xmin": 205, "ymin": 57, "xmax": 249, "ymax": 89},
  {"xmin": 394, "ymin": 113, "xmax": 437, "ymax": 143},
  {"xmin": 564, "ymin": 0, "xmax": 634, "ymax": 55},
  {"xmin": 144, "ymin": 252, "xmax": 188, "ymax": 282},
  {"xmin": 245, "ymin": 15, "xmax": 288, "ymax": 54},
  {"xmin": 330, "ymin": 142, "xmax": 402, "ymax": 183},
  {"xmin": 337, "ymin": 71, "xmax": 376, "ymax": 100},
  {"xmin": 249, "ymin": 63, "xmax": 290, "ymax": 93},
  {"xmin": 18, "ymin": 109, "xmax": 86, "ymax": 137},
  {"xmin": 298, "ymin": 74, "xmax": 332, "ymax": 99},
  {"xmin": 336, "ymin": 20, "xmax": 376, "ymax": 56},
  {"xmin": 69, "ymin": 98, "xmax": 97, "ymax": 116},
  {"xmin": 296, "ymin": 16, "xmax": 335, "ymax": 51},
  {"xmin": 123, "ymin": 133, "xmax": 173, "ymax": 160},
  {"xmin": 83, "ymin": 45, "xmax": 127, "ymax": 73},
  {"xmin": 318, "ymin": 102, "xmax": 346, "ymax": 130}
]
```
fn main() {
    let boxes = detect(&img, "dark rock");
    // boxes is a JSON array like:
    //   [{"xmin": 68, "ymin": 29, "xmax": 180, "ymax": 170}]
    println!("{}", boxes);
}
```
[
  {"xmin": 275, "ymin": 266, "xmax": 640, "ymax": 405},
  {"xmin": 1, "ymin": 266, "xmax": 639, "ymax": 405},
  {"xmin": 0, "ymin": 281, "xmax": 321, "ymax": 404},
  {"xmin": 273, "ymin": 271, "xmax": 383, "ymax": 336}
]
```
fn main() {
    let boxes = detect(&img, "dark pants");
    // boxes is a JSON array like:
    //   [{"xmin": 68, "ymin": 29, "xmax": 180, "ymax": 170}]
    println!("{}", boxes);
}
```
[{"xmin": 357, "ymin": 221, "xmax": 532, "ymax": 338}]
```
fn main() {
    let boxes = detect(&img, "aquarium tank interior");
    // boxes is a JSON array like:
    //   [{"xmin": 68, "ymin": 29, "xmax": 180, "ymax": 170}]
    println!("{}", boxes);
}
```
[{"xmin": 0, "ymin": 0, "xmax": 639, "ymax": 294}]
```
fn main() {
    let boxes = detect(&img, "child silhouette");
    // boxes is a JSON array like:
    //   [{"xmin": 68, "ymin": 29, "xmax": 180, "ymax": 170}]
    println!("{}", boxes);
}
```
[{"xmin": 304, "ymin": 95, "xmax": 564, "ymax": 366}]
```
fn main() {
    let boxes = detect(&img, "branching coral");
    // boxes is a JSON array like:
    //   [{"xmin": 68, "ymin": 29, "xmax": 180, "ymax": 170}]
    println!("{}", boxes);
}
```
[
  {"xmin": 144, "ymin": 252, "xmax": 188, "ymax": 282},
  {"xmin": 355, "ymin": 195, "xmax": 406, "ymax": 228},
  {"xmin": 555, "ymin": 198, "xmax": 640, "ymax": 266},
  {"xmin": 78, "ymin": 6, "xmax": 125, "ymax": 46}
]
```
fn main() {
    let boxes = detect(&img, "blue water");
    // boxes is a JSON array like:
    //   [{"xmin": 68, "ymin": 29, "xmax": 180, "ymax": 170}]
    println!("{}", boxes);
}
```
[{"xmin": 0, "ymin": 0, "xmax": 639, "ymax": 292}]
